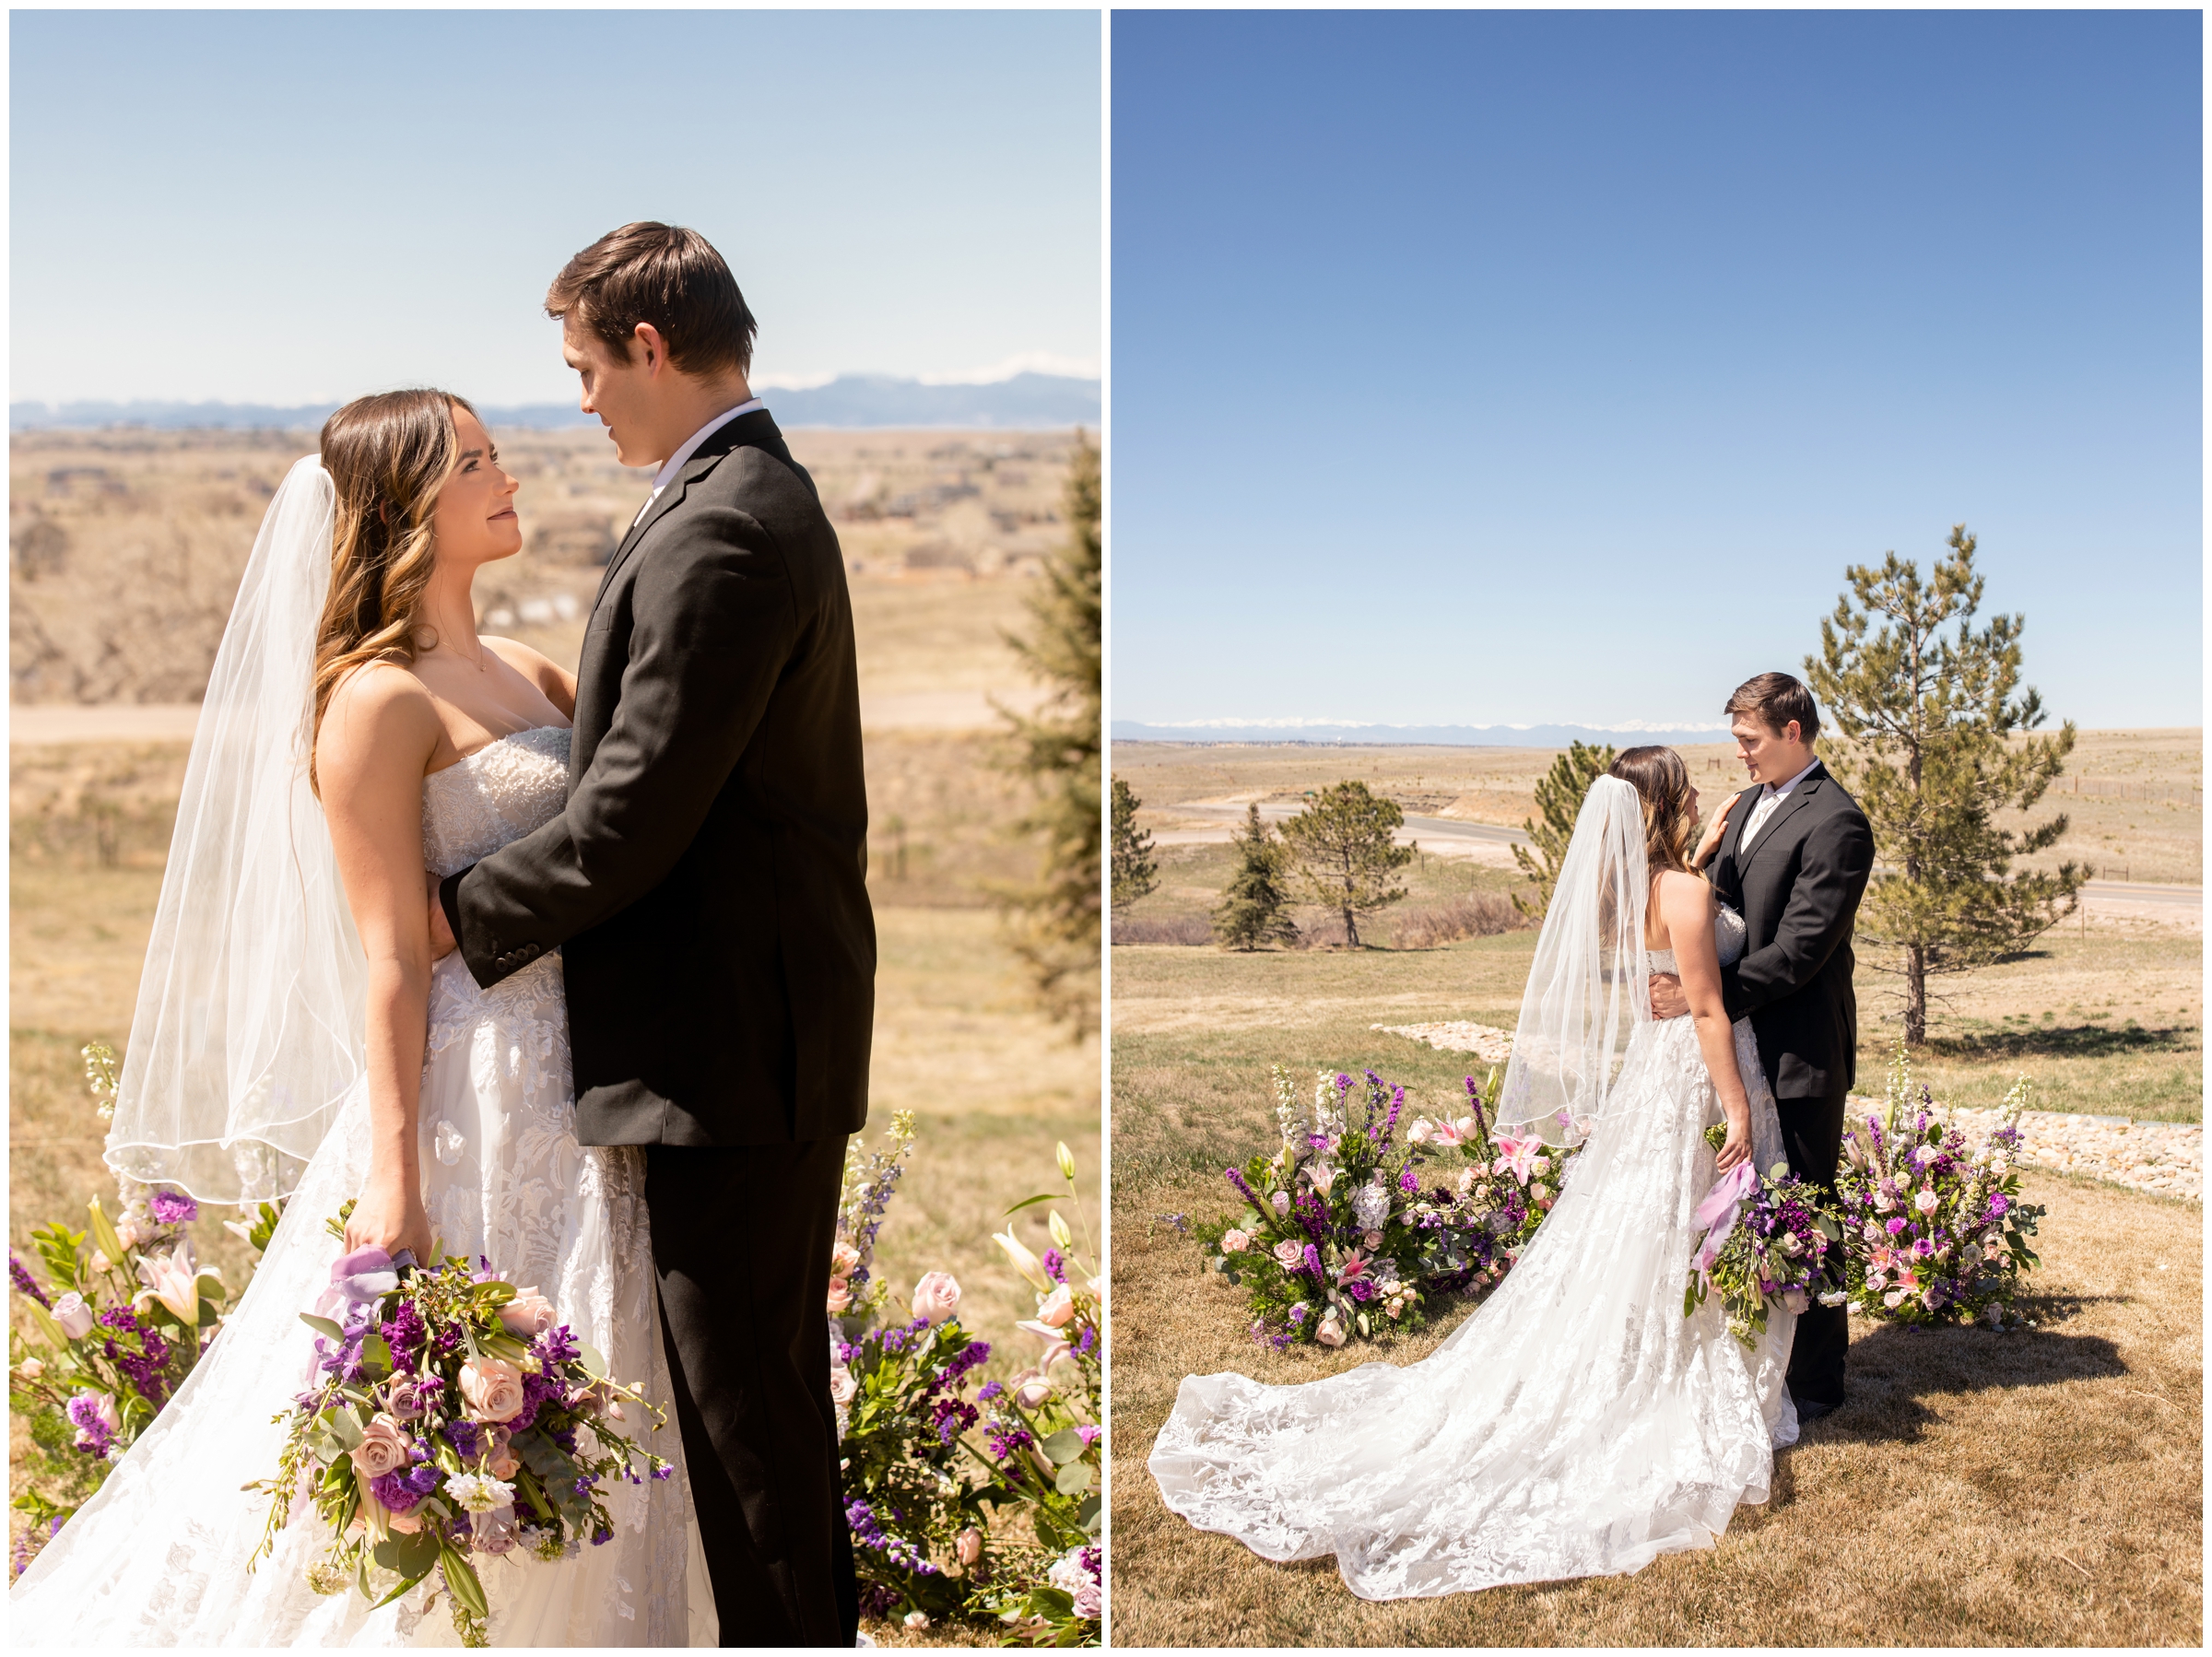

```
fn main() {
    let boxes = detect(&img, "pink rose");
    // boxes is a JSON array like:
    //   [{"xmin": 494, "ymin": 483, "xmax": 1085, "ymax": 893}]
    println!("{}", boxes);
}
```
[
  {"xmin": 472, "ymin": 1505, "xmax": 519, "ymax": 1556},
  {"xmin": 481, "ymin": 1424, "xmax": 521, "ymax": 1480},
  {"xmin": 498, "ymin": 1287, "xmax": 557, "ymax": 1338},
  {"xmin": 826, "ymin": 1277, "xmax": 853, "ymax": 1315},
  {"xmin": 1073, "ymin": 1583, "xmax": 1102, "ymax": 1620},
  {"xmin": 956, "ymin": 1527, "xmax": 983, "ymax": 1567},
  {"xmin": 1271, "ymin": 1240, "xmax": 1304, "ymax": 1269},
  {"xmin": 830, "ymin": 1364, "xmax": 858, "ymax": 1406},
  {"xmin": 1316, "ymin": 1319, "xmax": 1345, "ymax": 1348},
  {"xmin": 1220, "ymin": 1229, "xmax": 1250, "ymax": 1253},
  {"xmin": 458, "ymin": 1356, "xmax": 525, "ymax": 1424},
  {"xmin": 1914, "ymin": 1188, "xmax": 1939, "ymax": 1215},
  {"xmin": 1036, "ymin": 1284, "xmax": 1075, "ymax": 1328},
  {"xmin": 831, "ymin": 1240, "xmax": 862, "ymax": 1278},
  {"xmin": 53, "ymin": 1292, "xmax": 95, "ymax": 1340},
  {"xmin": 1362, "ymin": 1229, "xmax": 1383, "ymax": 1252},
  {"xmin": 349, "ymin": 1412, "xmax": 411, "ymax": 1479},
  {"xmin": 912, "ymin": 1272, "xmax": 961, "ymax": 1325},
  {"xmin": 1271, "ymin": 1191, "xmax": 1290, "ymax": 1216},
  {"xmin": 1010, "ymin": 1369, "xmax": 1053, "ymax": 1409}
]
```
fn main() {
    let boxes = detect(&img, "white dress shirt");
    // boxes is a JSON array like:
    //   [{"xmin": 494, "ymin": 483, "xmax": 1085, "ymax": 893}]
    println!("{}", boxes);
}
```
[
  {"xmin": 1737, "ymin": 757, "xmax": 1821, "ymax": 850},
  {"xmin": 630, "ymin": 398, "xmax": 765, "ymax": 526}
]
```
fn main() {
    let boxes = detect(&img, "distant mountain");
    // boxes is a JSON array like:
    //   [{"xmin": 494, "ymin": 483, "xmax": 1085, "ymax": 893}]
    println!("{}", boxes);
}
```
[
  {"xmin": 8, "ymin": 372, "xmax": 1099, "ymax": 434},
  {"xmin": 1112, "ymin": 721, "xmax": 1735, "ymax": 749}
]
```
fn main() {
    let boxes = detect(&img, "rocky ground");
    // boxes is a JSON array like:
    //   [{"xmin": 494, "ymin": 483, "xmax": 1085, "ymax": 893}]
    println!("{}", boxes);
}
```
[{"xmin": 1375, "ymin": 1021, "xmax": 2204, "ymax": 1202}]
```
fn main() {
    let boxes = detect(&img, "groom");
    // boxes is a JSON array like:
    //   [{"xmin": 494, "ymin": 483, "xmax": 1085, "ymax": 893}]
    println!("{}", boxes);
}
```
[
  {"xmin": 1651, "ymin": 672, "xmax": 1872, "ymax": 1421},
  {"xmin": 431, "ymin": 223, "xmax": 872, "ymax": 1645}
]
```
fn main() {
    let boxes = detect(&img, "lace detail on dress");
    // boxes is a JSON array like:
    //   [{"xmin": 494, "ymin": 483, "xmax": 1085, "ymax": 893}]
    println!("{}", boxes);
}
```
[
  {"xmin": 1149, "ymin": 920, "xmax": 1797, "ymax": 1602},
  {"xmin": 11, "ymin": 723, "xmax": 709, "ymax": 1646}
]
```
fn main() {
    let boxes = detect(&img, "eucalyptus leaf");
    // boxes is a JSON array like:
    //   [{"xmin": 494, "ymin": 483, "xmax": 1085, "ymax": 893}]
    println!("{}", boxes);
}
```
[
  {"xmin": 372, "ymin": 1528, "xmax": 440, "ymax": 1577},
  {"xmin": 299, "ymin": 1313, "xmax": 346, "ymax": 1341},
  {"xmin": 323, "ymin": 1408, "xmax": 365, "ymax": 1450},
  {"xmin": 575, "ymin": 1342, "xmax": 607, "ymax": 1381},
  {"xmin": 1041, "ymin": 1428, "xmax": 1086, "ymax": 1466},
  {"xmin": 1053, "ymin": 1461, "xmax": 1092, "ymax": 1496},
  {"xmin": 1078, "ymin": 1494, "xmax": 1101, "ymax": 1532}
]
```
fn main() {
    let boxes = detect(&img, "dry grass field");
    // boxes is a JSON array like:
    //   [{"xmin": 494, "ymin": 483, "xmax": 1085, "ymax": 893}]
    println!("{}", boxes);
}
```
[
  {"xmin": 1116, "ymin": 728, "xmax": 2204, "ymax": 887},
  {"xmin": 5, "ymin": 427, "xmax": 1098, "ymax": 1639},
  {"xmin": 1108, "ymin": 935, "xmax": 2203, "ymax": 1646}
]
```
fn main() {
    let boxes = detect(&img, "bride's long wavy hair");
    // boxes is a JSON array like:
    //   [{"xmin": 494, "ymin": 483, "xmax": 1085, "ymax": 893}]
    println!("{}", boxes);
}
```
[
  {"xmin": 1609, "ymin": 746, "xmax": 1701, "ymax": 881},
  {"xmin": 308, "ymin": 389, "xmax": 474, "ymax": 794}
]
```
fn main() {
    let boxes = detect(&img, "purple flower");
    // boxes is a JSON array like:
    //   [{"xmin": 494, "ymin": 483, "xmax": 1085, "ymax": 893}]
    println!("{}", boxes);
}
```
[
  {"xmin": 1041, "ymin": 1247, "xmax": 1066, "ymax": 1284},
  {"xmin": 1989, "ymin": 1193, "xmax": 2010, "ymax": 1216},
  {"xmin": 1399, "ymin": 1168, "xmax": 1418, "ymax": 1193},
  {"xmin": 1301, "ymin": 1243, "xmax": 1324, "ymax": 1282},
  {"xmin": 977, "ymin": 1380, "xmax": 1004, "ymax": 1403},
  {"xmin": 1077, "ymin": 1424, "xmax": 1101, "ymax": 1446},
  {"xmin": 147, "ymin": 1190, "xmax": 198, "ymax": 1227},
  {"xmin": 10, "ymin": 1254, "xmax": 52, "ymax": 1310},
  {"xmin": 1225, "ymin": 1167, "xmax": 1264, "ymax": 1212},
  {"xmin": 985, "ymin": 1422, "xmax": 1034, "ymax": 1463},
  {"xmin": 443, "ymin": 1418, "xmax": 483, "ymax": 1459},
  {"xmin": 370, "ymin": 1468, "xmax": 429, "ymax": 1512}
]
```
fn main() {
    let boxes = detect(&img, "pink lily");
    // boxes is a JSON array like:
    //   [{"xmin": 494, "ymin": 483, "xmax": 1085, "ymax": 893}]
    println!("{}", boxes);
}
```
[{"xmin": 1494, "ymin": 1137, "xmax": 1542, "ymax": 1183}]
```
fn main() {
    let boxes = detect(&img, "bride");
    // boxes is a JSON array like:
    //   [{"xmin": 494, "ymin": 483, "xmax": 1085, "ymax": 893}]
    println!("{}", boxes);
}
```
[
  {"xmin": 1150, "ymin": 749, "xmax": 1803, "ymax": 1601},
  {"xmin": 11, "ymin": 391, "xmax": 715, "ymax": 1644}
]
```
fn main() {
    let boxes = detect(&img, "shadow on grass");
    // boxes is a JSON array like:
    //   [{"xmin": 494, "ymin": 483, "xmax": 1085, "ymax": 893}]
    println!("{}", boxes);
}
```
[
  {"xmin": 1921, "ymin": 1022, "xmax": 2197, "ymax": 1063},
  {"xmin": 1791, "ymin": 1315, "xmax": 2130, "ymax": 1451}
]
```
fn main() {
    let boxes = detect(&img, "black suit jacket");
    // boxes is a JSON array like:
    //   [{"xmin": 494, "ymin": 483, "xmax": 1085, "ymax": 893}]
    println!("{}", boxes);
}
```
[
  {"xmin": 1707, "ymin": 760, "xmax": 1874, "ymax": 1101},
  {"xmin": 441, "ymin": 409, "xmax": 875, "ymax": 1146}
]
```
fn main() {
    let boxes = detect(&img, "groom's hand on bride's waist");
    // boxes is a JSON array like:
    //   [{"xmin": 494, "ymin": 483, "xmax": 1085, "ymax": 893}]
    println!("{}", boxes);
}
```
[
  {"xmin": 427, "ymin": 868, "xmax": 458, "ymax": 960},
  {"xmin": 1648, "ymin": 972, "xmax": 1688, "ymax": 1020}
]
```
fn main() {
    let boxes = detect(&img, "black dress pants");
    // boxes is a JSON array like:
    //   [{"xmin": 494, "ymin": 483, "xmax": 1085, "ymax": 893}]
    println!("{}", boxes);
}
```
[
  {"xmin": 645, "ymin": 1139, "xmax": 858, "ymax": 1648},
  {"xmin": 1772, "ymin": 1090, "xmax": 1850, "ymax": 1406}
]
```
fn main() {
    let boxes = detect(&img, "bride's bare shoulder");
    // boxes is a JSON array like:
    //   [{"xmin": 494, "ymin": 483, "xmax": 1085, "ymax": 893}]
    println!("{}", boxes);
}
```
[{"xmin": 317, "ymin": 659, "xmax": 441, "ymax": 780}]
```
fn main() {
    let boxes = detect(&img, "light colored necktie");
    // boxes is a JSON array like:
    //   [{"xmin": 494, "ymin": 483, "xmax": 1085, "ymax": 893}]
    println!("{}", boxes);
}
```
[{"xmin": 1740, "ymin": 786, "xmax": 1783, "ymax": 848}]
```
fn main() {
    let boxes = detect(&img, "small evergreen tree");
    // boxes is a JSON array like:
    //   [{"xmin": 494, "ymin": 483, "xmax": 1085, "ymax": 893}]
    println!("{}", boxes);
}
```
[
  {"xmin": 1210, "ymin": 805, "xmax": 1300, "ymax": 951},
  {"xmin": 1279, "ymin": 781, "xmax": 1416, "ymax": 948},
  {"xmin": 1110, "ymin": 776, "xmax": 1159, "ymax": 913},
  {"xmin": 1807, "ymin": 525, "xmax": 2084, "ymax": 1045},
  {"xmin": 1512, "ymin": 740, "xmax": 1618, "ymax": 919},
  {"xmin": 997, "ymin": 431, "xmax": 1100, "ymax": 1037}
]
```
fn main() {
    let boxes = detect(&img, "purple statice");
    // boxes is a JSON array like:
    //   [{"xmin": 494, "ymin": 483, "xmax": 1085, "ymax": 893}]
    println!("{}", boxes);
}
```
[
  {"xmin": 508, "ymin": 1368, "xmax": 564, "ymax": 1433},
  {"xmin": 985, "ymin": 1421, "xmax": 1034, "ymax": 1463},
  {"xmin": 930, "ymin": 1395, "xmax": 979, "ymax": 1445},
  {"xmin": 548, "ymin": 1423, "xmax": 579, "ymax": 1455},
  {"xmin": 1041, "ymin": 1247, "xmax": 1066, "ymax": 1283},
  {"xmin": 65, "ymin": 1394, "xmax": 117, "ymax": 1458},
  {"xmin": 442, "ymin": 1418, "xmax": 484, "ymax": 1460},
  {"xmin": 977, "ymin": 1379, "xmax": 1004, "ymax": 1403},
  {"xmin": 147, "ymin": 1189, "xmax": 198, "ymax": 1227},
  {"xmin": 924, "ymin": 1338, "xmax": 990, "ymax": 1402},
  {"xmin": 9, "ymin": 1254, "xmax": 51, "ymax": 1310},
  {"xmin": 381, "ymin": 1299, "xmax": 427, "ymax": 1362},
  {"xmin": 844, "ymin": 1498, "xmax": 938, "ymax": 1577}
]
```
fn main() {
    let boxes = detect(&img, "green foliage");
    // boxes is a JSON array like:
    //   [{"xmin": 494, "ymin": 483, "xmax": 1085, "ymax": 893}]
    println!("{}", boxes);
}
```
[
  {"xmin": 1278, "ymin": 781, "xmax": 1417, "ymax": 948},
  {"xmin": 1108, "ymin": 776, "xmax": 1158, "ymax": 913},
  {"xmin": 1807, "ymin": 526, "xmax": 2084, "ymax": 1043},
  {"xmin": 1209, "ymin": 805, "xmax": 1300, "ymax": 951},
  {"xmin": 1512, "ymin": 741, "xmax": 1618, "ymax": 919},
  {"xmin": 998, "ymin": 433, "xmax": 1101, "ymax": 1036}
]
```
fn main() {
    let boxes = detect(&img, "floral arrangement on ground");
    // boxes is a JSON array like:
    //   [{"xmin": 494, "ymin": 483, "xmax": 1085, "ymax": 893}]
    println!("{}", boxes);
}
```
[
  {"xmin": 830, "ymin": 1112, "xmax": 1101, "ymax": 1645},
  {"xmin": 1194, "ymin": 1065, "xmax": 1578, "ymax": 1349}
]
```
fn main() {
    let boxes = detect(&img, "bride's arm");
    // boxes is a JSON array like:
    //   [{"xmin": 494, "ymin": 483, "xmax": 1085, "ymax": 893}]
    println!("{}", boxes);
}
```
[
  {"xmin": 316, "ymin": 665, "xmax": 443, "ymax": 1264},
  {"xmin": 1657, "ymin": 871, "xmax": 1753, "ymax": 1173}
]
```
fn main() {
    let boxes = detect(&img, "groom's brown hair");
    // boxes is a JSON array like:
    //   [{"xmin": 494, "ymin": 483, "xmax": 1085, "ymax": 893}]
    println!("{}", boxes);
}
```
[
  {"xmin": 546, "ymin": 222, "xmax": 758, "ymax": 378},
  {"xmin": 1724, "ymin": 672, "xmax": 1819, "ymax": 743}
]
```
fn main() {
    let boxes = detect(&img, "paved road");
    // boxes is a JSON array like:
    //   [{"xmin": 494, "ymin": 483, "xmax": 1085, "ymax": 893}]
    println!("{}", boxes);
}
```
[{"xmin": 1156, "ymin": 803, "xmax": 2202, "ymax": 911}]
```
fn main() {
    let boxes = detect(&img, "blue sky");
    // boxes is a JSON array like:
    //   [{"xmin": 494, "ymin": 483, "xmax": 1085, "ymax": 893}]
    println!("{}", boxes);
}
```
[
  {"xmin": 1112, "ymin": 11, "xmax": 2202, "ymax": 732},
  {"xmin": 11, "ymin": 10, "xmax": 1100, "ymax": 405}
]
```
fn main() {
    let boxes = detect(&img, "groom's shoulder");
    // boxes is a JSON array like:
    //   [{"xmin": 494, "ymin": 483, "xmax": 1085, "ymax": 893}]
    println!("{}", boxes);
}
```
[
  {"xmin": 1809, "ymin": 764, "xmax": 1871, "ymax": 829},
  {"xmin": 686, "ymin": 433, "xmax": 834, "ymax": 550}
]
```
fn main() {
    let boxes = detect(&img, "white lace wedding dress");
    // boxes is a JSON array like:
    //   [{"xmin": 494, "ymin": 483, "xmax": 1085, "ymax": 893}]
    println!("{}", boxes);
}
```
[
  {"xmin": 1150, "ymin": 906, "xmax": 1799, "ymax": 1601},
  {"xmin": 12, "ymin": 726, "xmax": 716, "ymax": 1646}
]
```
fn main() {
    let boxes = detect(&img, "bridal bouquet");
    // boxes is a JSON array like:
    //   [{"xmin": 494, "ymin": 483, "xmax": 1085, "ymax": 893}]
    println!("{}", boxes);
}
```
[
  {"xmin": 1834, "ymin": 1047, "xmax": 2047, "ymax": 1329},
  {"xmin": 252, "ymin": 1211, "xmax": 672, "ymax": 1647},
  {"xmin": 1684, "ymin": 1125, "xmax": 1846, "ymax": 1347}
]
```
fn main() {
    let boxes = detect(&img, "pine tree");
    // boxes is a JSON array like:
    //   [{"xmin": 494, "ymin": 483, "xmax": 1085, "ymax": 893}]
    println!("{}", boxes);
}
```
[
  {"xmin": 1278, "ymin": 781, "xmax": 1416, "ymax": 948},
  {"xmin": 1110, "ymin": 775, "xmax": 1159, "ymax": 912},
  {"xmin": 1806, "ymin": 525, "xmax": 2084, "ymax": 1046},
  {"xmin": 1511, "ymin": 740, "xmax": 1618, "ymax": 919},
  {"xmin": 1210, "ymin": 804, "xmax": 1300, "ymax": 950},
  {"xmin": 997, "ymin": 431, "xmax": 1100, "ymax": 1037}
]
